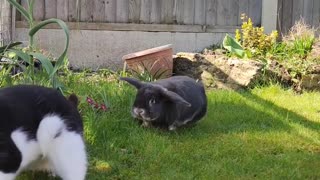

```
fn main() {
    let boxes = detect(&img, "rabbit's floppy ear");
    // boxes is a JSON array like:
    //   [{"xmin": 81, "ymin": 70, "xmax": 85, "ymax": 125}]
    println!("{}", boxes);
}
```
[
  {"xmin": 120, "ymin": 77, "xmax": 144, "ymax": 89},
  {"xmin": 161, "ymin": 89, "xmax": 191, "ymax": 107}
]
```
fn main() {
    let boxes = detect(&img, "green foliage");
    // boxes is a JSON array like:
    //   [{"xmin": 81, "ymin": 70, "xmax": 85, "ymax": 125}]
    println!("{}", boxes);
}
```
[
  {"xmin": 6, "ymin": 0, "xmax": 70, "ymax": 92},
  {"xmin": 0, "ymin": 65, "xmax": 14, "ymax": 87},
  {"xmin": 235, "ymin": 14, "xmax": 278, "ymax": 57},
  {"xmin": 222, "ymin": 34, "xmax": 245, "ymax": 58},
  {"xmin": 282, "ymin": 20, "xmax": 315, "ymax": 59},
  {"xmin": 0, "ymin": 42, "xmax": 22, "ymax": 54},
  {"xmin": 267, "ymin": 20, "xmax": 317, "ymax": 82},
  {"xmin": 123, "ymin": 61, "xmax": 169, "ymax": 82},
  {"xmin": 222, "ymin": 15, "xmax": 317, "ymax": 89}
]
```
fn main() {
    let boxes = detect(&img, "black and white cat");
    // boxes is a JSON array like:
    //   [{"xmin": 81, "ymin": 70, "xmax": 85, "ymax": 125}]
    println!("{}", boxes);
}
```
[{"xmin": 0, "ymin": 85, "xmax": 87, "ymax": 180}]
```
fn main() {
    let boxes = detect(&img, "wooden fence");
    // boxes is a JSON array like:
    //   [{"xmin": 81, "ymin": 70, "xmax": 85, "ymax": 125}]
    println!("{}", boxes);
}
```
[
  {"xmin": 278, "ymin": 0, "xmax": 320, "ymax": 34},
  {"xmin": 6, "ymin": 0, "xmax": 320, "ymax": 36},
  {"xmin": 16, "ymin": 0, "xmax": 262, "ymax": 27},
  {"xmin": 0, "ymin": 0, "xmax": 12, "ymax": 46}
]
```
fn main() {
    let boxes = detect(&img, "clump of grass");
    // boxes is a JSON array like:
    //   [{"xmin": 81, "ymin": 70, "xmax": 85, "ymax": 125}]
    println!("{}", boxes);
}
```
[
  {"xmin": 282, "ymin": 19, "xmax": 316, "ymax": 58},
  {"xmin": 124, "ymin": 60, "xmax": 170, "ymax": 82}
]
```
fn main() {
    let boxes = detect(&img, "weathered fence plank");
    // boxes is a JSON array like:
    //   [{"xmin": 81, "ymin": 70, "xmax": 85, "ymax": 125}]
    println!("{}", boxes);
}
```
[
  {"xmin": 194, "ymin": 0, "xmax": 206, "ymax": 25},
  {"xmin": 238, "ymin": 0, "xmax": 249, "ymax": 25},
  {"xmin": 161, "ymin": 0, "xmax": 174, "ymax": 24},
  {"xmin": 140, "ymin": 0, "xmax": 151, "ymax": 23},
  {"xmin": 303, "ymin": 0, "xmax": 314, "ymax": 25},
  {"xmin": 248, "ymin": 0, "xmax": 262, "ymax": 26},
  {"xmin": 0, "ymin": 0, "xmax": 12, "ymax": 45},
  {"xmin": 116, "ymin": 0, "xmax": 129, "ymax": 23},
  {"xmin": 292, "ymin": 0, "xmax": 304, "ymax": 24},
  {"xmin": 229, "ymin": 0, "xmax": 239, "ymax": 26},
  {"xmin": 129, "ymin": 0, "xmax": 141, "ymax": 23},
  {"xmin": 93, "ymin": 0, "xmax": 105, "ymax": 22},
  {"xmin": 313, "ymin": 0, "xmax": 320, "ymax": 28},
  {"xmin": 183, "ymin": 0, "xmax": 194, "ymax": 25},
  {"xmin": 15, "ymin": 0, "xmax": 21, "ymax": 21},
  {"xmin": 150, "ymin": 0, "xmax": 161, "ymax": 24},
  {"xmin": 16, "ymin": 21, "xmax": 238, "ymax": 33},
  {"xmin": 1, "ymin": 0, "xmax": 4, "ymax": 45},
  {"xmin": 20, "ymin": 0, "xmax": 28, "ymax": 21},
  {"xmin": 105, "ymin": 0, "xmax": 116, "ymax": 23},
  {"xmin": 281, "ymin": 0, "xmax": 293, "ymax": 33},
  {"xmin": 80, "ymin": 0, "xmax": 94, "ymax": 22},
  {"xmin": 57, "ymin": 0, "xmax": 68, "ymax": 21},
  {"xmin": 173, "ymin": 0, "xmax": 184, "ymax": 24},
  {"xmin": 277, "ymin": 0, "xmax": 283, "ymax": 32},
  {"xmin": 45, "ymin": 0, "xmax": 56, "ymax": 19},
  {"xmin": 216, "ymin": 0, "xmax": 238, "ymax": 26},
  {"xmin": 33, "ymin": 0, "xmax": 45, "ymax": 20},
  {"xmin": 68, "ymin": 0, "xmax": 79, "ymax": 22},
  {"xmin": 216, "ymin": 0, "xmax": 226, "ymax": 25},
  {"xmin": 206, "ymin": 0, "xmax": 217, "ymax": 26}
]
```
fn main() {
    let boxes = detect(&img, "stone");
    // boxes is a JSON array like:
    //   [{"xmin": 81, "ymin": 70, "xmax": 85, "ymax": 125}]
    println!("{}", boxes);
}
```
[
  {"xmin": 173, "ymin": 52, "xmax": 265, "ymax": 90},
  {"xmin": 200, "ymin": 70, "xmax": 215, "ymax": 88},
  {"xmin": 309, "ymin": 39, "xmax": 320, "ymax": 61},
  {"xmin": 300, "ymin": 74, "xmax": 320, "ymax": 90}
]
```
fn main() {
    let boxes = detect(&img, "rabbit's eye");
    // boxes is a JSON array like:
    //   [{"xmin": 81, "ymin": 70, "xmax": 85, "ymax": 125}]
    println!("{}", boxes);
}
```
[{"xmin": 149, "ymin": 98, "xmax": 156, "ymax": 105}]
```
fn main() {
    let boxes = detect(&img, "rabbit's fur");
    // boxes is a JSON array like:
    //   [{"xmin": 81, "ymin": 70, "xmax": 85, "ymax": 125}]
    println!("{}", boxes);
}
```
[
  {"xmin": 0, "ymin": 85, "xmax": 87, "ymax": 180},
  {"xmin": 121, "ymin": 76, "xmax": 207, "ymax": 130}
]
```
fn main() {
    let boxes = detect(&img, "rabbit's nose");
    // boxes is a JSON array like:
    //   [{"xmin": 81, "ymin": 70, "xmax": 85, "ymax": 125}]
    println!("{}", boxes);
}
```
[{"xmin": 134, "ymin": 108, "xmax": 145, "ymax": 115}]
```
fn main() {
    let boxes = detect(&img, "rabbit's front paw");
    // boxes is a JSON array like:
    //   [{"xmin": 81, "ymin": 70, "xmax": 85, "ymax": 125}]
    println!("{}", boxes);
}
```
[
  {"xmin": 141, "ymin": 121, "xmax": 151, "ymax": 128},
  {"xmin": 168, "ymin": 124, "xmax": 177, "ymax": 131}
]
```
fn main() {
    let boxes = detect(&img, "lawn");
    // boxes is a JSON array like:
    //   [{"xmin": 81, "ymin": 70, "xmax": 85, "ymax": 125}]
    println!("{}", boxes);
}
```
[{"xmin": 18, "ymin": 73, "xmax": 320, "ymax": 180}]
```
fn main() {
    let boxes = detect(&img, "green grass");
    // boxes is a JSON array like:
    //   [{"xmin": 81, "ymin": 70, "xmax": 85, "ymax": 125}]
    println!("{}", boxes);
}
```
[{"xmin": 17, "ymin": 73, "xmax": 320, "ymax": 180}]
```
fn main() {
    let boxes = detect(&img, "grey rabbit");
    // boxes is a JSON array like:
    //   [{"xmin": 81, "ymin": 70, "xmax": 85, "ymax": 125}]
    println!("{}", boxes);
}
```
[{"xmin": 120, "ymin": 76, "xmax": 207, "ymax": 130}]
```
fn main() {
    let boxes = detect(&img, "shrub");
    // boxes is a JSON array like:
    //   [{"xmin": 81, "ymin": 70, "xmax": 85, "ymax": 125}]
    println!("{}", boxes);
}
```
[{"xmin": 235, "ymin": 14, "xmax": 278, "ymax": 57}]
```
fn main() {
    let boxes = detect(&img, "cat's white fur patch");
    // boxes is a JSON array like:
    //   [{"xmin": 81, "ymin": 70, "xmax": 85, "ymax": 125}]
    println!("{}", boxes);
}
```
[
  {"xmin": 0, "ymin": 114, "xmax": 87, "ymax": 180},
  {"xmin": 0, "ymin": 172, "xmax": 16, "ymax": 180},
  {"xmin": 11, "ymin": 129, "xmax": 42, "ymax": 173}
]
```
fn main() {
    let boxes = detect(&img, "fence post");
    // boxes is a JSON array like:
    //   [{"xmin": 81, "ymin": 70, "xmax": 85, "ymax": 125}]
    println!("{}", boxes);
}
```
[
  {"xmin": 0, "ymin": 0, "xmax": 2, "ymax": 46},
  {"xmin": 261, "ymin": 0, "xmax": 278, "ymax": 34},
  {"xmin": 0, "ymin": 0, "xmax": 12, "ymax": 46}
]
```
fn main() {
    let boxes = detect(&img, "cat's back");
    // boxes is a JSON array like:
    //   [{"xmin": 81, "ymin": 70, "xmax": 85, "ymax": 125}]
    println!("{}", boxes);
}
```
[{"xmin": 0, "ymin": 85, "xmax": 78, "ymax": 134}]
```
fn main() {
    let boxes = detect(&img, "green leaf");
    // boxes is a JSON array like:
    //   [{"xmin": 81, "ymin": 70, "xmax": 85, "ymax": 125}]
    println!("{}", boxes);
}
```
[
  {"xmin": 7, "ymin": 51, "xmax": 17, "ymax": 59},
  {"xmin": 30, "ymin": 52, "xmax": 54, "ymax": 77},
  {"xmin": 28, "ymin": 0, "xmax": 35, "ymax": 20},
  {"xmin": 8, "ymin": 49, "xmax": 32, "ymax": 64},
  {"xmin": 244, "ymin": 49, "xmax": 253, "ymax": 59},
  {"xmin": 0, "ymin": 42, "xmax": 22, "ymax": 54},
  {"xmin": 223, "ymin": 34, "xmax": 245, "ymax": 58},
  {"xmin": 7, "ymin": 0, "xmax": 31, "ymax": 22},
  {"xmin": 52, "ymin": 76, "xmax": 65, "ymax": 93},
  {"xmin": 29, "ymin": 18, "xmax": 70, "ymax": 77}
]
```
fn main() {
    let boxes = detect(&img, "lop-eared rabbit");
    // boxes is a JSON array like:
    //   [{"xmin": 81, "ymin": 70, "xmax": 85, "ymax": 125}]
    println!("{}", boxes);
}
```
[
  {"xmin": 0, "ymin": 85, "xmax": 87, "ymax": 180},
  {"xmin": 120, "ymin": 76, "xmax": 207, "ymax": 130}
]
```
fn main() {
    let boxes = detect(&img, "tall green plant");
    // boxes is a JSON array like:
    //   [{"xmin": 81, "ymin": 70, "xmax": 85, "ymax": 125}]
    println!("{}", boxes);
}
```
[{"xmin": 7, "ymin": 0, "xmax": 70, "ymax": 92}]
